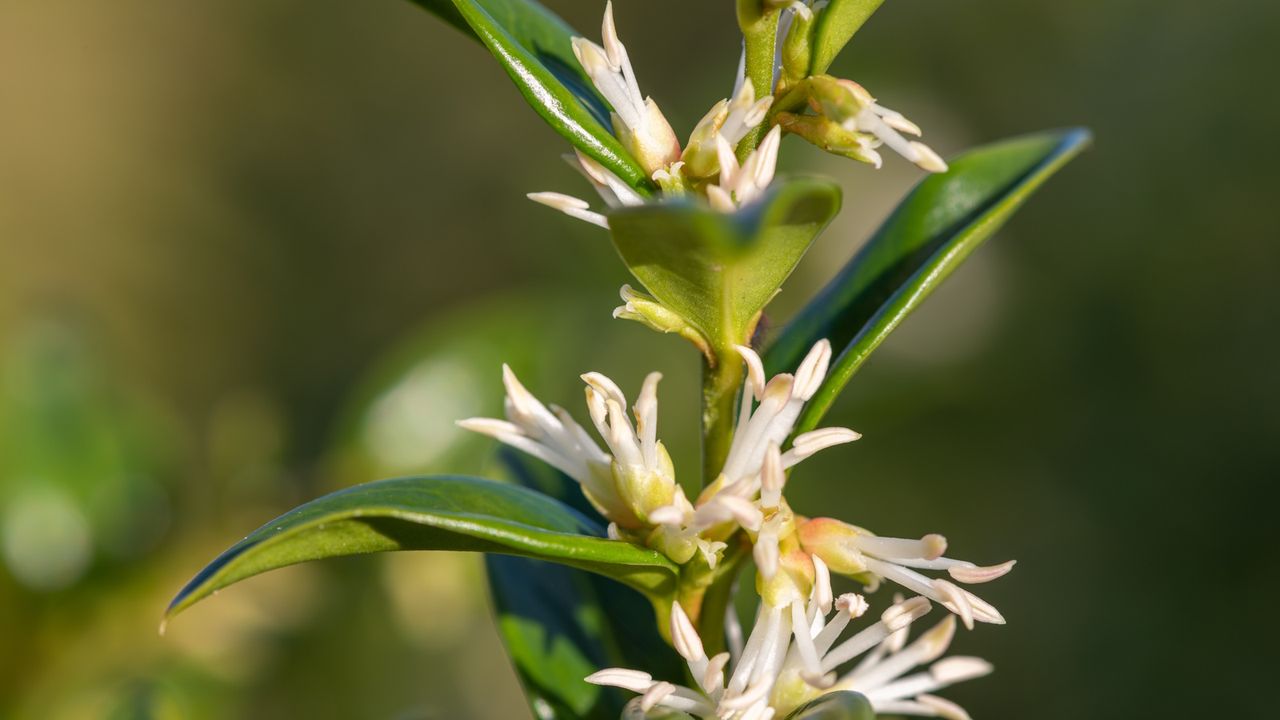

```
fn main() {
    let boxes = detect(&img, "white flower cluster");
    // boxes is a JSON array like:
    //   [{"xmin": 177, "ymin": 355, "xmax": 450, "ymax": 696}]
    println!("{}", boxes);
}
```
[
  {"xmin": 591, "ymin": 592, "xmax": 992, "ymax": 720},
  {"xmin": 528, "ymin": 2, "xmax": 946, "ymax": 230},
  {"xmin": 460, "ymin": 338, "xmax": 1014, "ymax": 718}
]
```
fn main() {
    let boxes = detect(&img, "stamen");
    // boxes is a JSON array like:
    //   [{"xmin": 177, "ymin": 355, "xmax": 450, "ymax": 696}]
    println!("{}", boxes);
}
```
[
  {"xmin": 917, "ymin": 693, "xmax": 973, "ymax": 720},
  {"xmin": 793, "ymin": 339, "xmax": 832, "ymax": 400},
  {"xmin": 734, "ymin": 345, "xmax": 767, "ymax": 401},
  {"xmin": 640, "ymin": 681, "xmax": 675, "ymax": 712},
  {"xmin": 812, "ymin": 554, "xmax": 834, "ymax": 615},
  {"xmin": 789, "ymin": 600, "xmax": 824, "ymax": 680},
  {"xmin": 931, "ymin": 579, "xmax": 974, "ymax": 630},
  {"xmin": 671, "ymin": 602, "xmax": 707, "ymax": 664},
  {"xmin": 760, "ymin": 443, "xmax": 785, "ymax": 510},
  {"xmin": 930, "ymin": 657, "xmax": 994, "ymax": 684},
  {"xmin": 526, "ymin": 192, "xmax": 610, "ymax": 228},
  {"xmin": 585, "ymin": 668, "xmax": 654, "ymax": 692},
  {"xmin": 948, "ymin": 560, "xmax": 1016, "ymax": 584}
]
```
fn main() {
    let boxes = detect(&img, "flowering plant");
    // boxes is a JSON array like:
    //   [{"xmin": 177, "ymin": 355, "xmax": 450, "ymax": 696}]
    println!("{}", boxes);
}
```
[{"xmin": 166, "ymin": 2, "xmax": 1088, "ymax": 718}]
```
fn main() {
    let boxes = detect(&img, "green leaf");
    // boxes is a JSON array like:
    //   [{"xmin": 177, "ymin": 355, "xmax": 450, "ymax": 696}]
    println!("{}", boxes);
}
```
[
  {"xmin": 487, "ymin": 452, "xmax": 685, "ymax": 720},
  {"xmin": 765, "ymin": 129, "xmax": 1091, "ymax": 435},
  {"xmin": 608, "ymin": 178, "xmax": 842, "ymax": 354},
  {"xmin": 166, "ymin": 475, "xmax": 677, "ymax": 620},
  {"xmin": 424, "ymin": 0, "xmax": 652, "ymax": 191},
  {"xmin": 809, "ymin": 0, "xmax": 886, "ymax": 75},
  {"xmin": 783, "ymin": 691, "xmax": 875, "ymax": 720}
]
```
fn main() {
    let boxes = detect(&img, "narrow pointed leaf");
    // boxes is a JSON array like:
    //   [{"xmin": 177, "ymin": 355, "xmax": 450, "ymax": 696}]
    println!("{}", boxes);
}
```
[
  {"xmin": 766, "ymin": 129, "xmax": 1091, "ymax": 434},
  {"xmin": 810, "ymin": 0, "xmax": 886, "ymax": 75},
  {"xmin": 783, "ymin": 691, "xmax": 875, "ymax": 720},
  {"xmin": 487, "ymin": 452, "xmax": 684, "ymax": 720},
  {"xmin": 167, "ymin": 475, "xmax": 677, "ymax": 619},
  {"xmin": 608, "ymin": 178, "xmax": 842, "ymax": 352},
  {"xmin": 433, "ymin": 0, "xmax": 652, "ymax": 191}
]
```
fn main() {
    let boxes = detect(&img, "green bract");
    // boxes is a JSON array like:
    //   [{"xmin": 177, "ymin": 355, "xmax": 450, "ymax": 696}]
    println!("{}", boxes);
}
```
[{"xmin": 609, "ymin": 178, "xmax": 842, "ymax": 357}]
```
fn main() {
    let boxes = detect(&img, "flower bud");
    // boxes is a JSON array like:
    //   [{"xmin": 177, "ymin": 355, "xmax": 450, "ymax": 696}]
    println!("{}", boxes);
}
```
[
  {"xmin": 614, "ymin": 100, "xmax": 682, "ymax": 177},
  {"xmin": 777, "ymin": 112, "xmax": 883, "ymax": 167},
  {"xmin": 613, "ymin": 285, "xmax": 712, "ymax": 358},
  {"xmin": 780, "ymin": 2, "xmax": 816, "ymax": 90},
  {"xmin": 613, "ymin": 439, "xmax": 678, "ymax": 522},
  {"xmin": 682, "ymin": 100, "xmax": 730, "ymax": 179}
]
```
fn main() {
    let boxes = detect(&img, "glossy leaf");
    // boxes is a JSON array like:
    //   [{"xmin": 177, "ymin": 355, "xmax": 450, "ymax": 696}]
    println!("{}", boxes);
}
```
[
  {"xmin": 166, "ymin": 475, "xmax": 677, "ymax": 619},
  {"xmin": 809, "ymin": 0, "xmax": 886, "ymax": 75},
  {"xmin": 783, "ymin": 691, "xmax": 875, "ymax": 720},
  {"xmin": 433, "ymin": 0, "xmax": 652, "ymax": 191},
  {"xmin": 608, "ymin": 178, "xmax": 842, "ymax": 353},
  {"xmin": 487, "ymin": 452, "xmax": 684, "ymax": 720},
  {"xmin": 766, "ymin": 129, "xmax": 1091, "ymax": 435}
]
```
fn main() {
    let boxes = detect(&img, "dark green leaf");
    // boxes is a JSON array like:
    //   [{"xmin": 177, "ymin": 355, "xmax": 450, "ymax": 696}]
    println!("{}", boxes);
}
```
[
  {"xmin": 487, "ymin": 452, "xmax": 685, "ymax": 720},
  {"xmin": 765, "ymin": 129, "xmax": 1091, "ymax": 435},
  {"xmin": 809, "ymin": 0, "xmax": 886, "ymax": 75},
  {"xmin": 783, "ymin": 691, "xmax": 875, "ymax": 720},
  {"xmin": 427, "ymin": 0, "xmax": 652, "ymax": 191},
  {"xmin": 166, "ymin": 475, "xmax": 677, "ymax": 620},
  {"xmin": 608, "ymin": 178, "xmax": 842, "ymax": 353}
]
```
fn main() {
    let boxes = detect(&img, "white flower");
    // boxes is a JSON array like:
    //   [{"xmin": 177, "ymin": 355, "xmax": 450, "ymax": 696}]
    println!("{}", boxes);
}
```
[
  {"xmin": 588, "ymin": 584, "xmax": 991, "ymax": 719},
  {"xmin": 833, "ymin": 81, "xmax": 947, "ymax": 173},
  {"xmin": 683, "ymin": 83, "xmax": 774, "ymax": 180},
  {"xmin": 571, "ymin": 1, "xmax": 680, "ymax": 176},
  {"xmin": 527, "ymin": 150, "xmax": 645, "ymax": 230},
  {"xmin": 457, "ymin": 364, "xmax": 640, "ymax": 527},
  {"xmin": 716, "ymin": 340, "xmax": 859, "ymax": 497},
  {"xmin": 798, "ymin": 518, "xmax": 1016, "ymax": 629},
  {"xmin": 526, "ymin": 192, "xmax": 610, "ymax": 229},
  {"xmin": 707, "ymin": 126, "xmax": 785, "ymax": 212},
  {"xmin": 581, "ymin": 370, "xmax": 682, "ymax": 524},
  {"xmin": 645, "ymin": 340, "xmax": 859, "ymax": 567}
]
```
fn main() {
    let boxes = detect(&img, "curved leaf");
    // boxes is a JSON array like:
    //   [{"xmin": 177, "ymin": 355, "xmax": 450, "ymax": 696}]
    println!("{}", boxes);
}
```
[
  {"xmin": 166, "ymin": 475, "xmax": 677, "ymax": 619},
  {"xmin": 488, "ymin": 452, "xmax": 684, "ymax": 720},
  {"xmin": 766, "ymin": 128, "xmax": 1091, "ymax": 434},
  {"xmin": 783, "ymin": 691, "xmax": 875, "ymax": 720},
  {"xmin": 810, "ymin": 0, "xmax": 886, "ymax": 75},
  {"xmin": 437, "ymin": 0, "xmax": 652, "ymax": 191},
  {"xmin": 608, "ymin": 178, "xmax": 843, "ymax": 353}
]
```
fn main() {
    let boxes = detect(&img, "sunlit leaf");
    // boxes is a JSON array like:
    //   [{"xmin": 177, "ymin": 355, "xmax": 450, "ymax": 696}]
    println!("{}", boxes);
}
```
[
  {"xmin": 416, "ymin": 0, "xmax": 652, "ymax": 191},
  {"xmin": 766, "ymin": 129, "xmax": 1091, "ymax": 435},
  {"xmin": 608, "ymin": 178, "xmax": 842, "ymax": 354},
  {"xmin": 166, "ymin": 475, "xmax": 677, "ymax": 620}
]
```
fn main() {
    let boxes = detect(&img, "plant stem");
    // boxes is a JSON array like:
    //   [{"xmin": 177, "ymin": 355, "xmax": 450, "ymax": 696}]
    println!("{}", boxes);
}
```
[
  {"xmin": 692, "ymin": 537, "xmax": 749, "ymax": 657},
  {"xmin": 701, "ymin": 347, "xmax": 743, "ymax": 487},
  {"xmin": 735, "ymin": 1, "xmax": 781, "ymax": 159}
]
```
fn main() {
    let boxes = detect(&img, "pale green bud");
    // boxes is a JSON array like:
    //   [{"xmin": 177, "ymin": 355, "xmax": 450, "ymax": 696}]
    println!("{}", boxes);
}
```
[{"xmin": 613, "ymin": 285, "xmax": 712, "ymax": 359}]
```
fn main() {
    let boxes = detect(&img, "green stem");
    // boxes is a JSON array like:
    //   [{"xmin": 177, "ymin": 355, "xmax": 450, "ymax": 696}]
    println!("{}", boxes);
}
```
[
  {"xmin": 736, "ymin": 1, "xmax": 781, "ymax": 159},
  {"xmin": 701, "ymin": 347, "xmax": 744, "ymax": 487},
  {"xmin": 692, "ymin": 537, "xmax": 749, "ymax": 658}
]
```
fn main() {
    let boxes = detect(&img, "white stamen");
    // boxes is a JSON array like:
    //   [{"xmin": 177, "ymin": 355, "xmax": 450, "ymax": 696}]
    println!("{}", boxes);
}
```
[
  {"xmin": 527, "ymin": 192, "xmax": 609, "ymax": 228},
  {"xmin": 586, "ymin": 668, "xmax": 654, "ymax": 692}
]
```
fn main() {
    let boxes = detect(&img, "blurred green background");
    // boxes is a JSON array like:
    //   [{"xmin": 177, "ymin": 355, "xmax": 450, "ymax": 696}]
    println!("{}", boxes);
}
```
[{"xmin": 1, "ymin": 0, "xmax": 1276, "ymax": 718}]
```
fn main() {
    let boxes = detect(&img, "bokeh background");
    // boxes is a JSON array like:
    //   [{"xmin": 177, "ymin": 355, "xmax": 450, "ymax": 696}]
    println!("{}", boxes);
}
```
[{"xmin": 1, "ymin": 0, "xmax": 1276, "ymax": 717}]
